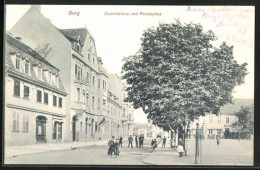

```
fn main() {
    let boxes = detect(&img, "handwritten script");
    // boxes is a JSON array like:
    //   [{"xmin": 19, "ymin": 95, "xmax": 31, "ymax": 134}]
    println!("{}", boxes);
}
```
[{"xmin": 186, "ymin": 6, "xmax": 254, "ymax": 48}]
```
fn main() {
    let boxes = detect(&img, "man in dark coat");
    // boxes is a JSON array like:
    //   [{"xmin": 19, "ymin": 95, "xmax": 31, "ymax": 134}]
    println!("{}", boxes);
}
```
[
  {"xmin": 128, "ymin": 135, "xmax": 133, "ymax": 148},
  {"xmin": 135, "ymin": 135, "xmax": 138, "ymax": 148},
  {"xmin": 119, "ymin": 136, "xmax": 123, "ymax": 148},
  {"xmin": 162, "ymin": 136, "xmax": 166, "ymax": 148}
]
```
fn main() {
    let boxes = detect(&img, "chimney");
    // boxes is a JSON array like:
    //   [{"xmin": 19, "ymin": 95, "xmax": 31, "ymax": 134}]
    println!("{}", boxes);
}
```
[{"xmin": 31, "ymin": 5, "xmax": 41, "ymax": 12}]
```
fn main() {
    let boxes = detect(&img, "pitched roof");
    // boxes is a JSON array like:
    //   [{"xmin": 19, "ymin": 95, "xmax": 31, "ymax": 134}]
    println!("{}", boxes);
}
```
[
  {"xmin": 59, "ymin": 28, "xmax": 88, "ymax": 46},
  {"xmin": 6, "ymin": 34, "xmax": 58, "ymax": 70}
]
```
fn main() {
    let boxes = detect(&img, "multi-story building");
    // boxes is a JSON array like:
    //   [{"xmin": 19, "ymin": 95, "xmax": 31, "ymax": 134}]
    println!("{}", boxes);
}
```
[
  {"xmin": 9, "ymin": 5, "xmax": 134, "ymax": 143},
  {"xmin": 5, "ymin": 33, "xmax": 67, "ymax": 146}
]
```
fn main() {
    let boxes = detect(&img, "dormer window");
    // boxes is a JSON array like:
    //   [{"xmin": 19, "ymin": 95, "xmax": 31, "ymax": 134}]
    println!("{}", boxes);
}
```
[
  {"xmin": 76, "ymin": 44, "xmax": 80, "ymax": 52},
  {"xmin": 38, "ymin": 66, "xmax": 42, "ymax": 80},
  {"xmin": 15, "ymin": 56, "xmax": 20, "ymax": 70},
  {"xmin": 25, "ymin": 60, "xmax": 29, "ymax": 74},
  {"xmin": 49, "ymin": 72, "xmax": 51, "ymax": 83}
]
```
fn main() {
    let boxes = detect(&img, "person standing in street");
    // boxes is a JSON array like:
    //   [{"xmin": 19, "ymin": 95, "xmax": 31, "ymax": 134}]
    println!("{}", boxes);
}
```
[
  {"xmin": 138, "ymin": 135, "xmax": 142, "ymax": 148},
  {"xmin": 162, "ymin": 136, "xmax": 166, "ymax": 148},
  {"xmin": 141, "ymin": 135, "xmax": 144, "ymax": 148},
  {"xmin": 128, "ymin": 135, "xmax": 133, "ymax": 148},
  {"xmin": 216, "ymin": 135, "xmax": 220, "ymax": 145},
  {"xmin": 119, "ymin": 136, "xmax": 123, "ymax": 148},
  {"xmin": 135, "ymin": 135, "xmax": 138, "ymax": 148}
]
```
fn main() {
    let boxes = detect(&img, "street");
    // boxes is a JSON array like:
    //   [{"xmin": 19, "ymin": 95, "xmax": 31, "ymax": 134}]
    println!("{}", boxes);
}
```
[
  {"xmin": 5, "ymin": 138, "xmax": 156, "ymax": 165},
  {"xmin": 5, "ymin": 138, "xmax": 253, "ymax": 165}
]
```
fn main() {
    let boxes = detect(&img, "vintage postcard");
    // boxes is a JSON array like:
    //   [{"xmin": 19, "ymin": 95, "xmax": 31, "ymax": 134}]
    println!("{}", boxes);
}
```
[{"xmin": 4, "ymin": 5, "xmax": 254, "ymax": 166}]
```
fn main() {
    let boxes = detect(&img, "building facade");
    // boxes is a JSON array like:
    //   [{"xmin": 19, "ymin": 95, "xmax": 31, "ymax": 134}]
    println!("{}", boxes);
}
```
[
  {"xmin": 5, "ymin": 33, "xmax": 67, "ymax": 146},
  {"xmin": 189, "ymin": 113, "xmax": 237, "ymax": 139},
  {"xmin": 9, "ymin": 5, "xmax": 134, "ymax": 143}
]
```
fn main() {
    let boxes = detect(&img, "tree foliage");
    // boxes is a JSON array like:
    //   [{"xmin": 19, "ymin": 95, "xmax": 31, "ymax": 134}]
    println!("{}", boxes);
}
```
[
  {"xmin": 122, "ymin": 20, "xmax": 248, "ymax": 131},
  {"xmin": 232, "ymin": 106, "xmax": 253, "ymax": 132}
]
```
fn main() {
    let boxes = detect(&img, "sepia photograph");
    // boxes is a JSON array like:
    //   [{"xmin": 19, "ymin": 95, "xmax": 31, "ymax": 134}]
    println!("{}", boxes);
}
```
[{"xmin": 3, "ymin": 5, "xmax": 254, "ymax": 166}]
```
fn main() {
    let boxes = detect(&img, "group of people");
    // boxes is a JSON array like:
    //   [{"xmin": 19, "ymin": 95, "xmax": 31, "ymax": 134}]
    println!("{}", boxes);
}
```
[
  {"xmin": 150, "ymin": 136, "xmax": 167, "ymax": 150},
  {"xmin": 127, "ymin": 134, "xmax": 145, "ymax": 148},
  {"xmin": 107, "ymin": 136, "xmax": 120, "ymax": 157}
]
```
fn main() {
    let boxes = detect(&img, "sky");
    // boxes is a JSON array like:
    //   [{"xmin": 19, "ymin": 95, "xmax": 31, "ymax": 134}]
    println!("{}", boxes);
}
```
[{"xmin": 6, "ymin": 5, "xmax": 254, "ymax": 123}]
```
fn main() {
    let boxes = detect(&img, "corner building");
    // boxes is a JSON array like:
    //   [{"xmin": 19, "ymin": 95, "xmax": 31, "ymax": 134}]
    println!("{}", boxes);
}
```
[
  {"xmin": 10, "ymin": 5, "xmax": 133, "ymax": 142},
  {"xmin": 5, "ymin": 33, "xmax": 67, "ymax": 146}
]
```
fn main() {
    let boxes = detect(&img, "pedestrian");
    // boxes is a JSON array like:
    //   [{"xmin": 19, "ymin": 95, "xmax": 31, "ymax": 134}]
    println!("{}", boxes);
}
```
[
  {"xmin": 152, "ymin": 139, "xmax": 157, "ymax": 150},
  {"xmin": 151, "ymin": 139, "xmax": 154, "ymax": 149},
  {"xmin": 107, "ymin": 136, "xmax": 115, "ymax": 156},
  {"xmin": 177, "ymin": 138, "xmax": 185, "ymax": 157},
  {"xmin": 128, "ymin": 135, "xmax": 133, "ymax": 148},
  {"xmin": 216, "ymin": 135, "xmax": 220, "ymax": 145},
  {"xmin": 119, "ymin": 136, "xmax": 123, "ymax": 148},
  {"xmin": 141, "ymin": 135, "xmax": 144, "ymax": 148},
  {"xmin": 135, "ymin": 135, "xmax": 138, "ymax": 148},
  {"xmin": 138, "ymin": 135, "xmax": 142, "ymax": 148},
  {"xmin": 162, "ymin": 136, "xmax": 166, "ymax": 148}
]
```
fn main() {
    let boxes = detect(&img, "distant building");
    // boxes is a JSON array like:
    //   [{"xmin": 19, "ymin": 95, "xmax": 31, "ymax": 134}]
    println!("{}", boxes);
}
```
[
  {"xmin": 189, "ymin": 98, "xmax": 254, "ymax": 139},
  {"xmin": 5, "ymin": 33, "xmax": 67, "ymax": 146},
  {"xmin": 133, "ymin": 122, "xmax": 166, "ymax": 138}
]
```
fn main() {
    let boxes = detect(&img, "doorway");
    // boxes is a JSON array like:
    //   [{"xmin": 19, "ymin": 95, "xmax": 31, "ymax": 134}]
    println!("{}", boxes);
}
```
[{"xmin": 36, "ymin": 116, "xmax": 47, "ymax": 143}]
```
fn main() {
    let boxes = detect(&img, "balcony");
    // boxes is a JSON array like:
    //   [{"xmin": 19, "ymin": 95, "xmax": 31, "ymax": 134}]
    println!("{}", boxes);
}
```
[
  {"xmin": 74, "ymin": 78, "xmax": 90, "ymax": 87},
  {"xmin": 73, "ymin": 101, "xmax": 86, "ymax": 110}
]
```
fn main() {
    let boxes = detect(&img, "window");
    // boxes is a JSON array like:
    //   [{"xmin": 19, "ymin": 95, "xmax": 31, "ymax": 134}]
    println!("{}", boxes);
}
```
[
  {"xmin": 80, "ymin": 122, "xmax": 83, "ymax": 131},
  {"xmin": 217, "ymin": 129, "xmax": 222, "ymax": 134},
  {"xmin": 13, "ymin": 112, "xmax": 19, "ymax": 131},
  {"xmin": 85, "ymin": 118, "xmax": 88, "ymax": 134},
  {"xmin": 76, "ymin": 44, "xmax": 80, "ymax": 52},
  {"xmin": 49, "ymin": 72, "xmax": 51, "ymax": 83},
  {"xmin": 75, "ymin": 65, "xmax": 82, "ymax": 80},
  {"xmin": 37, "ymin": 90, "xmax": 42, "ymax": 102},
  {"xmin": 25, "ymin": 60, "xmax": 29, "ymax": 74},
  {"xmin": 53, "ymin": 95, "xmax": 57, "ymax": 106},
  {"xmin": 86, "ymin": 72, "xmax": 90, "ymax": 82},
  {"xmin": 13, "ymin": 80, "xmax": 20, "ymax": 97},
  {"xmin": 77, "ymin": 88, "xmax": 80, "ymax": 101},
  {"xmin": 44, "ymin": 92, "xmax": 48, "ymax": 104},
  {"xmin": 59, "ymin": 97, "xmax": 62, "ymax": 107},
  {"xmin": 88, "ymin": 54, "xmax": 90, "ymax": 61},
  {"xmin": 92, "ymin": 76, "xmax": 95, "ymax": 86},
  {"xmin": 92, "ymin": 96, "xmax": 95, "ymax": 110},
  {"xmin": 86, "ymin": 94, "xmax": 89, "ymax": 106},
  {"xmin": 95, "ymin": 122, "xmax": 97, "ymax": 132},
  {"xmin": 103, "ymin": 80, "xmax": 107, "ymax": 90},
  {"xmin": 98, "ymin": 98, "xmax": 100, "ymax": 110},
  {"xmin": 55, "ymin": 76, "xmax": 58, "ymax": 86},
  {"xmin": 83, "ymin": 93, "xmax": 85, "ymax": 103},
  {"xmin": 209, "ymin": 129, "xmax": 213, "ymax": 134},
  {"xmin": 226, "ymin": 118, "xmax": 229, "ymax": 123},
  {"xmin": 15, "ymin": 56, "xmax": 20, "ymax": 70},
  {"xmin": 38, "ymin": 66, "xmax": 42, "ymax": 79},
  {"xmin": 98, "ymin": 79, "xmax": 101, "ymax": 89},
  {"xmin": 24, "ymin": 85, "xmax": 29, "ymax": 99},
  {"xmin": 93, "ymin": 58, "xmax": 95, "ymax": 65},
  {"xmin": 23, "ymin": 115, "xmax": 29, "ymax": 132}
]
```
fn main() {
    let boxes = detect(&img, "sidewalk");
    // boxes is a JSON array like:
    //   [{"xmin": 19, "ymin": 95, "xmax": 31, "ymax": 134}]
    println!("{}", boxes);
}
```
[{"xmin": 5, "ymin": 140, "xmax": 108, "ymax": 159}]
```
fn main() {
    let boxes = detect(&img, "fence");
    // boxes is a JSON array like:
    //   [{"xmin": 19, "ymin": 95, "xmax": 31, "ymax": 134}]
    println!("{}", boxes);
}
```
[{"xmin": 226, "ymin": 132, "xmax": 252, "ymax": 140}]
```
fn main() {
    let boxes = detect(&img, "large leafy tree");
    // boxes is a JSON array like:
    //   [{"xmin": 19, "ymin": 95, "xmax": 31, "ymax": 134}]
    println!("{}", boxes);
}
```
[
  {"xmin": 232, "ymin": 105, "xmax": 253, "ymax": 132},
  {"xmin": 122, "ymin": 20, "xmax": 247, "ymax": 139}
]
